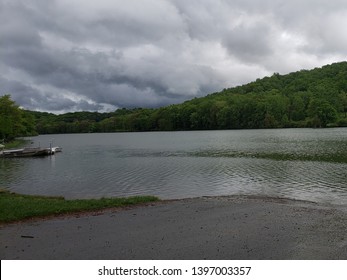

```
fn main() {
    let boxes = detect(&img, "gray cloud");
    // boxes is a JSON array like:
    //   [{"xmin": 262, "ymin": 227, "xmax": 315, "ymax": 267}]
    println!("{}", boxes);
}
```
[
  {"xmin": 223, "ymin": 23, "xmax": 274, "ymax": 62},
  {"xmin": 1, "ymin": 0, "xmax": 347, "ymax": 113}
]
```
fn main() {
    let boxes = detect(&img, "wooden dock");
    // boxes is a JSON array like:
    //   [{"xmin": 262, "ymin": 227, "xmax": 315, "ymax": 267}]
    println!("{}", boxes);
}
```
[{"xmin": 0, "ymin": 146, "xmax": 62, "ymax": 158}]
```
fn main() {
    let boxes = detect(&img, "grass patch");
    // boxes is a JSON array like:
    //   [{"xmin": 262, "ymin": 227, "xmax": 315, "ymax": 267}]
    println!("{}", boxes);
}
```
[{"xmin": 0, "ymin": 190, "xmax": 159, "ymax": 224}]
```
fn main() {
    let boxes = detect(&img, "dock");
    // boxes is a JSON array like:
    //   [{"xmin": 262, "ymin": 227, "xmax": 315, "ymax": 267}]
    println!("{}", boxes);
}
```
[{"xmin": 0, "ymin": 146, "xmax": 62, "ymax": 158}]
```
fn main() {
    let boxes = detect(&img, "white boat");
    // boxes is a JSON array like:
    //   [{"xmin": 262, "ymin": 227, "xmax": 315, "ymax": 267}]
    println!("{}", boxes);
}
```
[{"xmin": 51, "ymin": 147, "xmax": 63, "ymax": 153}]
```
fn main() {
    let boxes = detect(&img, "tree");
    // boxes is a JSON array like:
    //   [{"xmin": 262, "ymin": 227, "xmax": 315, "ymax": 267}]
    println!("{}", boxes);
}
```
[
  {"xmin": 288, "ymin": 94, "xmax": 306, "ymax": 121},
  {"xmin": 338, "ymin": 92, "xmax": 347, "ymax": 117},
  {"xmin": 308, "ymin": 98, "xmax": 338, "ymax": 127},
  {"xmin": 0, "ymin": 95, "xmax": 22, "ymax": 141},
  {"xmin": 0, "ymin": 95, "xmax": 36, "ymax": 141}
]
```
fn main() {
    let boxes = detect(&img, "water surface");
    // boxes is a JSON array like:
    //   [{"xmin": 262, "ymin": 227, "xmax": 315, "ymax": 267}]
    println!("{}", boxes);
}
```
[{"xmin": 1, "ymin": 128, "xmax": 347, "ymax": 205}]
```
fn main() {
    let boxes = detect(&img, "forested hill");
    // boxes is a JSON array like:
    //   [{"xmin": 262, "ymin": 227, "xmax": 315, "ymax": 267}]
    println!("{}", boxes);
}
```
[{"xmin": 32, "ymin": 61, "xmax": 347, "ymax": 134}]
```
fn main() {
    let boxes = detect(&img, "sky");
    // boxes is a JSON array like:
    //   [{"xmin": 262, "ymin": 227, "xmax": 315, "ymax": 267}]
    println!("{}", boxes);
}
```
[{"xmin": 1, "ymin": 0, "xmax": 347, "ymax": 113}]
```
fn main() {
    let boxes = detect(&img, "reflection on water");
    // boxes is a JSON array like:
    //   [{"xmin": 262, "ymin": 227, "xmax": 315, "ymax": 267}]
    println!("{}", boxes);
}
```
[{"xmin": 0, "ymin": 128, "xmax": 347, "ymax": 205}]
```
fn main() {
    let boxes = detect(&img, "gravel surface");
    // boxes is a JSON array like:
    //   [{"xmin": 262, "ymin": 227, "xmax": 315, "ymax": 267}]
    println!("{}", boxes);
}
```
[{"xmin": 1, "ymin": 195, "xmax": 347, "ymax": 259}]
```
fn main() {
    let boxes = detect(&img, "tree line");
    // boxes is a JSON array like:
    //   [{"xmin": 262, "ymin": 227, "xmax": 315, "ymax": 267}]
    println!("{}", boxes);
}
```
[
  {"xmin": 2, "ymin": 61, "xmax": 347, "ymax": 138},
  {"xmin": 0, "ymin": 95, "xmax": 36, "ymax": 142}
]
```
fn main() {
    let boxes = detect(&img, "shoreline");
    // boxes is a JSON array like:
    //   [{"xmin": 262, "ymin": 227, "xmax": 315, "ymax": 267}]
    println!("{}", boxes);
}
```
[
  {"xmin": 2, "ymin": 194, "xmax": 346, "ymax": 225},
  {"xmin": 0, "ymin": 190, "xmax": 159, "ymax": 224},
  {"xmin": 1, "ymin": 195, "xmax": 347, "ymax": 259},
  {"xmin": 0, "ymin": 194, "xmax": 347, "ymax": 226}
]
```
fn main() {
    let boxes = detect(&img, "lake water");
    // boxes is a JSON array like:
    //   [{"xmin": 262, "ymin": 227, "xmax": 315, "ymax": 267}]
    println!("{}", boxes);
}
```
[{"xmin": 1, "ymin": 128, "xmax": 347, "ymax": 205}]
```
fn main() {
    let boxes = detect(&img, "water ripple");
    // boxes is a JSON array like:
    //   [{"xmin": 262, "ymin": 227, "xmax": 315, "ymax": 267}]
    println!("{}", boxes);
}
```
[{"xmin": 1, "ymin": 129, "xmax": 347, "ymax": 205}]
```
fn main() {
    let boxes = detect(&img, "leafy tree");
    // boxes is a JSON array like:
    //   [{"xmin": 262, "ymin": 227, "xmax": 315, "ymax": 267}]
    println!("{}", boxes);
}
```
[
  {"xmin": 338, "ymin": 92, "xmax": 347, "ymax": 117},
  {"xmin": 0, "ymin": 95, "xmax": 24, "ymax": 141},
  {"xmin": 0, "ymin": 95, "xmax": 37, "ymax": 141},
  {"xmin": 288, "ymin": 94, "xmax": 306, "ymax": 121},
  {"xmin": 308, "ymin": 98, "xmax": 338, "ymax": 127}
]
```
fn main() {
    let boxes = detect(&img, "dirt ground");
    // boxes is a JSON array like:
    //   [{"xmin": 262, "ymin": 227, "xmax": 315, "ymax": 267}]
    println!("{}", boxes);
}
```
[{"xmin": 1, "ymin": 195, "xmax": 347, "ymax": 259}]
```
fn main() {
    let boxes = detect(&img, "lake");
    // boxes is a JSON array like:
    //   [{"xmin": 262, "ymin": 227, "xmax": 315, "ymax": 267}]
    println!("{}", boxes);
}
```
[{"xmin": 1, "ymin": 128, "xmax": 347, "ymax": 205}]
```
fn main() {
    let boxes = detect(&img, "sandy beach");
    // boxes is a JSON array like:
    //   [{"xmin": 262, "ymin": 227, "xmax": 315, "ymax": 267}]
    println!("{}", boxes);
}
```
[{"xmin": 1, "ymin": 195, "xmax": 347, "ymax": 259}]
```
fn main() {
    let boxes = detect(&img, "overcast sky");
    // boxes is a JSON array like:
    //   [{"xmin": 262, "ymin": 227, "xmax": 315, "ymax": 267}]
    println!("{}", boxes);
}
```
[{"xmin": 1, "ymin": 0, "xmax": 347, "ymax": 113}]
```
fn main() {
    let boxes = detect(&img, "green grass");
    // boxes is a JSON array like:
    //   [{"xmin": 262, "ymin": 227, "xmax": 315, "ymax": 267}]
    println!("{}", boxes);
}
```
[{"xmin": 0, "ymin": 190, "xmax": 159, "ymax": 224}]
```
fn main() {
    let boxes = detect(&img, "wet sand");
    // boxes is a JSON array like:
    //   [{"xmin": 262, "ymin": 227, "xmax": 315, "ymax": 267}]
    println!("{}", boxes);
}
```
[{"xmin": 1, "ymin": 195, "xmax": 347, "ymax": 259}]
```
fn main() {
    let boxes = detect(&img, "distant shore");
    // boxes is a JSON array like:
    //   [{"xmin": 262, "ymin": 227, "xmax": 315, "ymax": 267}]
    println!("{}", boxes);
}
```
[{"xmin": 1, "ymin": 195, "xmax": 346, "ymax": 259}]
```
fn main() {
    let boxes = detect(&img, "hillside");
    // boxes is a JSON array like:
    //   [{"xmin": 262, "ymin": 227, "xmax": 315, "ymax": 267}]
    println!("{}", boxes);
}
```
[{"xmin": 31, "ymin": 61, "xmax": 347, "ymax": 133}]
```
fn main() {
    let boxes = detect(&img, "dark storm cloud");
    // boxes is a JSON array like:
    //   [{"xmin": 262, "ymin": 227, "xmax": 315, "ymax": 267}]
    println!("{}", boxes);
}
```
[{"xmin": 1, "ymin": 0, "xmax": 347, "ymax": 113}]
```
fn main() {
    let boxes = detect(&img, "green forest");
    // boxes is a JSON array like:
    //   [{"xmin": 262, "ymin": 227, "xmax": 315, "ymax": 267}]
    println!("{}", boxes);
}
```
[
  {"xmin": 0, "ymin": 95, "xmax": 36, "ymax": 142},
  {"xmin": 2, "ymin": 61, "xmax": 347, "ymax": 139}
]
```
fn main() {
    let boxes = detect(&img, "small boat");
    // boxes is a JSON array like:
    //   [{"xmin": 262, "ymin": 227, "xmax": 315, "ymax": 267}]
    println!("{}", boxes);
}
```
[
  {"xmin": 0, "ymin": 147, "xmax": 61, "ymax": 158},
  {"xmin": 51, "ymin": 147, "xmax": 63, "ymax": 153}
]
